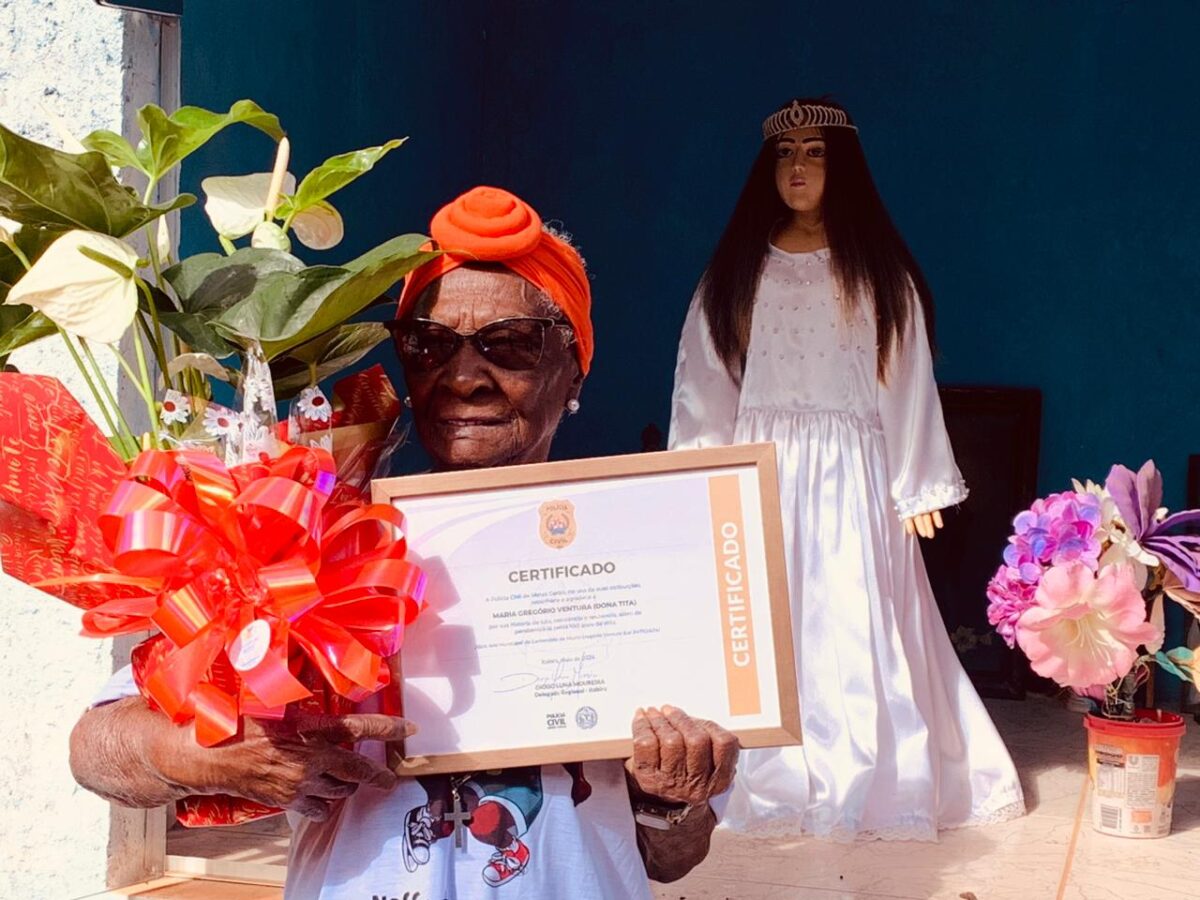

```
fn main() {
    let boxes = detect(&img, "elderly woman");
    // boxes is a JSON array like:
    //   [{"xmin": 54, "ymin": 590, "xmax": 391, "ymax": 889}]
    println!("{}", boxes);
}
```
[{"xmin": 69, "ymin": 187, "xmax": 737, "ymax": 899}]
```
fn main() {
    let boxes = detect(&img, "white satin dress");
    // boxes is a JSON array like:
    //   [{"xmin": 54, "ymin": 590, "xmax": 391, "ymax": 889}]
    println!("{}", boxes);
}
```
[{"xmin": 669, "ymin": 246, "xmax": 1025, "ymax": 841}]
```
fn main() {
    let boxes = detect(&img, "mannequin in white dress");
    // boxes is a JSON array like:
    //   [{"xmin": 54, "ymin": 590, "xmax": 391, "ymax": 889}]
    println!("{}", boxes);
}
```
[{"xmin": 670, "ymin": 98, "xmax": 1025, "ymax": 841}]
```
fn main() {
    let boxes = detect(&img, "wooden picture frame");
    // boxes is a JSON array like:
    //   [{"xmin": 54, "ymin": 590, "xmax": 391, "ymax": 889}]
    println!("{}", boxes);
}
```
[{"xmin": 373, "ymin": 443, "xmax": 800, "ymax": 775}]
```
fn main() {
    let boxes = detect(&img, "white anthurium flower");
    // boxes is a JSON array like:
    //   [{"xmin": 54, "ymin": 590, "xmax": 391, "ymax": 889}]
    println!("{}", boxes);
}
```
[
  {"xmin": 155, "ymin": 216, "xmax": 172, "ymax": 262},
  {"xmin": 202, "ymin": 172, "xmax": 296, "ymax": 239},
  {"xmin": 291, "ymin": 200, "xmax": 344, "ymax": 251},
  {"xmin": 250, "ymin": 220, "xmax": 291, "ymax": 252},
  {"xmin": 0, "ymin": 215, "xmax": 21, "ymax": 245},
  {"xmin": 4, "ymin": 230, "xmax": 139, "ymax": 343}
]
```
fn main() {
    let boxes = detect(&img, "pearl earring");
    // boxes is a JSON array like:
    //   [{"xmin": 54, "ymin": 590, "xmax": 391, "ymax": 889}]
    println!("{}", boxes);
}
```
[
  {"xmin": 566, "ymin": 399, "xmax": 581, "ymax": 414},
  {"xmin": 403, "ymin": 396, "xmax": 413, "ymax": 409}
]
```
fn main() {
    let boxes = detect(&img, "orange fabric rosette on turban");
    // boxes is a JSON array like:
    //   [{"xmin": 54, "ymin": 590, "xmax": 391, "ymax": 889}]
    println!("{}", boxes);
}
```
[{"xmin": 397, "ymin": 186, "xmax": 594, "ymax": 374}]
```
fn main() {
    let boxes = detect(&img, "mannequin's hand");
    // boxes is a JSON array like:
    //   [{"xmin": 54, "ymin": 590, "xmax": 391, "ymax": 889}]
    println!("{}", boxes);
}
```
[{"xmin": 903, "ymin": 510, "xmax": 944, "ymax": 539}]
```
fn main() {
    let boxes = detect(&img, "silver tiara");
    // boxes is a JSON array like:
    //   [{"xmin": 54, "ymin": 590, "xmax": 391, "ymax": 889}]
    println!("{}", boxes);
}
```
[{"xmin": 762, "ymin": 101, "xmax": 858, "ymax": 141}]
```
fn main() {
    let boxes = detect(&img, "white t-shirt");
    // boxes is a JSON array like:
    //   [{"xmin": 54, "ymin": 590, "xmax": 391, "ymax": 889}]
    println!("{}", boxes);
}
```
[{"xmin": 94, "ymin": 667, "xmax": 653, "ymax": 900}]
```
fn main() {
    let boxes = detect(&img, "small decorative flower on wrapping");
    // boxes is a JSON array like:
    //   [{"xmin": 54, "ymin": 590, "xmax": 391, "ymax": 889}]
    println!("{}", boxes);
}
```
[
  {"xmin": 287, "ymin": 385, "xmax": 334, "ymax": 455},
  {"xmin": 159, "ymin": 390, "xmax": 192, "ymax": 426},
  {"xmin": 297, "ymin": 386, "xmax": 333, "ymax": 424},
  {"xmin": 202, "ymin": 404, "xmax": 239, "ymax": 439}
]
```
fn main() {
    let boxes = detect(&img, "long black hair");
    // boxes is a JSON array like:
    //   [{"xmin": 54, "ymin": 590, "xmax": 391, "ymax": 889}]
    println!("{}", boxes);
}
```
[{"xmin": 700, "ymin": 97, "xmax": 935, "ymax": 383}]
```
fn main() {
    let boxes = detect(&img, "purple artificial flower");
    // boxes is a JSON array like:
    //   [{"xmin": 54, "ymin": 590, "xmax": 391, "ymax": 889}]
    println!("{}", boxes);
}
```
[
  {"xmin": 986, "ymin": 564, "xmax": 1039, "ymax": 648},
  {"xmin": 1002, "ymin": 491, "xmax": 1103, "ymax": 576},
  {"xmin": 1105, "ymin": 461, "xmax": 1200, "ymax": 590}
]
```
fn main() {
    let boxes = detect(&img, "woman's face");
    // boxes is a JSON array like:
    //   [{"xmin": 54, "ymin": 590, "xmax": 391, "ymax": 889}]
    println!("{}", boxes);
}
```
[
  {"xmin": 773, "ymin": 126, "xmax": 827, "ymax": 215},
  {"xmin": 400, "ymin": 267, "xmax": 583, "ymax": 471}
]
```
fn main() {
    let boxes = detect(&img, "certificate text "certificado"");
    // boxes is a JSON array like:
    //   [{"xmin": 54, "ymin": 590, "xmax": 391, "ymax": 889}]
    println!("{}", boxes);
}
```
[{"xmin": 508, "ymin": 562, "xmax": 617, "ymax": 583}]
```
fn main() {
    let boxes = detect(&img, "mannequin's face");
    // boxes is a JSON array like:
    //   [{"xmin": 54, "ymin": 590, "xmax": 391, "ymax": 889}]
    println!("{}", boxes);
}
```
[{"xmin": 773, "ymin": 127, "xmax": 827, "ymax": 215}]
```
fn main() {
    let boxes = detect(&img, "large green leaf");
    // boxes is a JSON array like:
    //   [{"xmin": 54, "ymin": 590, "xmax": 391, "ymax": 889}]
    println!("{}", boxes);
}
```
[
  {"xmin": 0, "ymin": 302, "xmax": 33, "ymax": 365},
  {"xmin": 131, "ymin": 278, "xmax": 235, "ymax": 358},
  {"xmin": 0, "ymin": 309, "xmax": 55, "ymax": 357},
  {"xmin": 283, "ymin": 139, "xmax": 407, "ymax": 218},
  {"xmin": 271, "ymin": 322, "xmax": 389, "ymax": 399},
  {"xmin": 163, "ymin": 247, "xmax": 306, "ymax": 314},
  {"xmin": 136, "ymin": 100, "xmax": 284, "ymax": 180},
  {"xmin": 81, "ymin": 130, "xmax": 144, "ymax": 173},
  {"xmin": 0, "ymin": 303, "xmax": 33, "ymax": 335},
  {"xmin": 157, "ymin": 310, "xmax": 238, "ymax": 358},
  {"xmin": 0, "ymin": 123, "xmax": 194, "ymax": 236},
  {"xmin": 215, "ymin": 234, "xmax": 436, "ymax": 358}
]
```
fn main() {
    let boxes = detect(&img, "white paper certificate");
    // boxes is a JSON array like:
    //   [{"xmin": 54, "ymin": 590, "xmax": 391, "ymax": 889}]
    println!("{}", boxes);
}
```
[{"xmin": 373, "ymin": 444, "xmax": 800, "ymax": 774}]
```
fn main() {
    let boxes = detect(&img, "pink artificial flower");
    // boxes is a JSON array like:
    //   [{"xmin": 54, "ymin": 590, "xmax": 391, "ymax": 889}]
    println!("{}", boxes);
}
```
[
  {"xmin": 986, "ymin": 564, "xmax": 1038, "ymax": 648},
  {"xmin": 1016, "ymin": 563, "xmax": 1161, "ymax": 689}
]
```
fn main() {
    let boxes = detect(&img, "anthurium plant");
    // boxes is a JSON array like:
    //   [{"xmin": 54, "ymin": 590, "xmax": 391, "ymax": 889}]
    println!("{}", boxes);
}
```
[{"xmin": 0, "ymin": 99, "xmax": 436, "ymax": 457}]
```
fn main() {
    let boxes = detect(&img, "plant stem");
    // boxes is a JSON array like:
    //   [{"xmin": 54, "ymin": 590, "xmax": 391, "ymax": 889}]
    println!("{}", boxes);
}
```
[
  {"xmin": 76, "ymin": 336, "xmax": 139, "ymax": 458},
  {"xmin": 54, "ymin": 327, "xmax": 123, "ymax": 452},
  {"xmin": 106, "ymin": 341, "xmax": 159, "ymax": 452},
  {"xmin": 135, "ymin": 277, "xmax": 173, "ymax": 390},
  {"xmin": 4, "ymin": 240, "xmax": 31, "ymax": 270},
  {"xmin": 129, "ymin": 323, "xmax": 162, "ymax": 446},
  {"xmin": 108, "ymin": 345, "xmax": 145, "ymax": 398}
]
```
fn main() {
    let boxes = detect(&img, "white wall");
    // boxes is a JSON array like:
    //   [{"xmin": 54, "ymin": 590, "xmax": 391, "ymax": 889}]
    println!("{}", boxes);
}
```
[{"xmin": 0, "ymin": 2, "xmax": 171, "ymax": 895}]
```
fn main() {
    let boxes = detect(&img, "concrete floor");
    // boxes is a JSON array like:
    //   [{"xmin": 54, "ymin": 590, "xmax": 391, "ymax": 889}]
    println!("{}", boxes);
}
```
[{"xmin": 149, "ymin": 695, "xmax": 1200, "ymax": 900}]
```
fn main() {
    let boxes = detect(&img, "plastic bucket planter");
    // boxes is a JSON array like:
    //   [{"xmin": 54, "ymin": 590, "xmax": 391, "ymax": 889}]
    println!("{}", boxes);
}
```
[{"xmin": 1084, "ymin": 709, "xmax": 1186, "ymax": 838}]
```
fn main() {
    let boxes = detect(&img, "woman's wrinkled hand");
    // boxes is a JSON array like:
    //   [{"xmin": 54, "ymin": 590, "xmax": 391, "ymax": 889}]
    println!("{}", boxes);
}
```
[
  {"xmin": 625, "ymin": 705, "xmax": 739, "ymax": 807},
  {"xmin": 904, "ymin": 509, "xmax": 944, "ymax": 539},
  {"xmin": 159, "ymin": 712, "xmax": 416, "ymax": 822}
]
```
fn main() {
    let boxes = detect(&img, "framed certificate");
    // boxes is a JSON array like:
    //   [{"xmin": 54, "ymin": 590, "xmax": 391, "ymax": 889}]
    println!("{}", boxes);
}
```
[{"xmin": 372, "ymin": 443, "xmax": 800, "ymax": 775}]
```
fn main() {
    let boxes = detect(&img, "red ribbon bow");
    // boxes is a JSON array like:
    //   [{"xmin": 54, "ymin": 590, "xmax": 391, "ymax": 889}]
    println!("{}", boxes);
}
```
[{"xmin": 59, "ymin": 445, "xmax": 425, "ymax": 746}]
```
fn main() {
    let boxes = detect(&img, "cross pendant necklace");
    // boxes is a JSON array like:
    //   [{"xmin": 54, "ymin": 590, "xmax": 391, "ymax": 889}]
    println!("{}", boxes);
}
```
[{"xmin": 445, "ymin": 785, "xmax": 473, "ymax": 851}]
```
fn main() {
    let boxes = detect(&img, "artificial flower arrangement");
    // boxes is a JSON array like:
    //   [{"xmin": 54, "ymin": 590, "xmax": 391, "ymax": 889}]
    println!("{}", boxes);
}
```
[
  {"xmin": 986, "ymin": 460, "xmax": 1200, "ymax": 719},
  {"xmin": 0, "ymin": 101, "xmax": 433, "ymax": 823}
]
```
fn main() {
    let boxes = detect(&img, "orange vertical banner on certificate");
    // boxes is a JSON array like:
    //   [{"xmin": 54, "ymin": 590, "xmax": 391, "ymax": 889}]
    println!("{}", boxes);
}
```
[{"xmin": 708, "ymin": 474, "xmax": 761, "ymax": 716}]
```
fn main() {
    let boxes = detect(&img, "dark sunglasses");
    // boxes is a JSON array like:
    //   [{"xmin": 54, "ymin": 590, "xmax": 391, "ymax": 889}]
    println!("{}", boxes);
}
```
[{"xmin": 387, "ymin": 316, "xmax": 571, "ymax": 373}]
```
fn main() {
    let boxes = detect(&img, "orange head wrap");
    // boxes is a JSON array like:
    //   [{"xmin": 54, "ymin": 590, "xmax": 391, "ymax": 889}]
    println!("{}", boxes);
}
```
[{"xmin": 397, "ymin": 186, "xmax": 593, "ymax": 374}]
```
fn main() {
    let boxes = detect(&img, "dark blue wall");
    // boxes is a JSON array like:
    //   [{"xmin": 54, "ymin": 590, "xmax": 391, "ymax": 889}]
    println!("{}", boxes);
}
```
[
  {"xmin": 181, "ymin": 1, "xmax": 1199, "ymax": 699},
  {"xmin": 182, "ymin": 1, "xmax": 1200, "ymax": 506}
]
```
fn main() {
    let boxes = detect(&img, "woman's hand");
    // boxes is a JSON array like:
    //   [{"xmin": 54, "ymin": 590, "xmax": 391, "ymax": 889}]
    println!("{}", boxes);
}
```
[
  {"xmin": 625, "ymin": 705, "xmax": 738, "ymax": 807},
  {"xmin": 903, "ymin": 509, "xmax": 944, "ymax": 539},
  {"xmin": 71, "ymin": 699, "xmax": 416, "ymax": 820},
  {"xmin": 171, "ymin": 712, "xmax": 415, "ymax": 821}
]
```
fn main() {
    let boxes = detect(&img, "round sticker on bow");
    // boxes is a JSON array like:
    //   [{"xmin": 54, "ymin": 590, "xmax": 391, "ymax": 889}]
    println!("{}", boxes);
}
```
[{"xmin": 229, "ymin": 619, "xmax": 271, "ymax": 672}]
